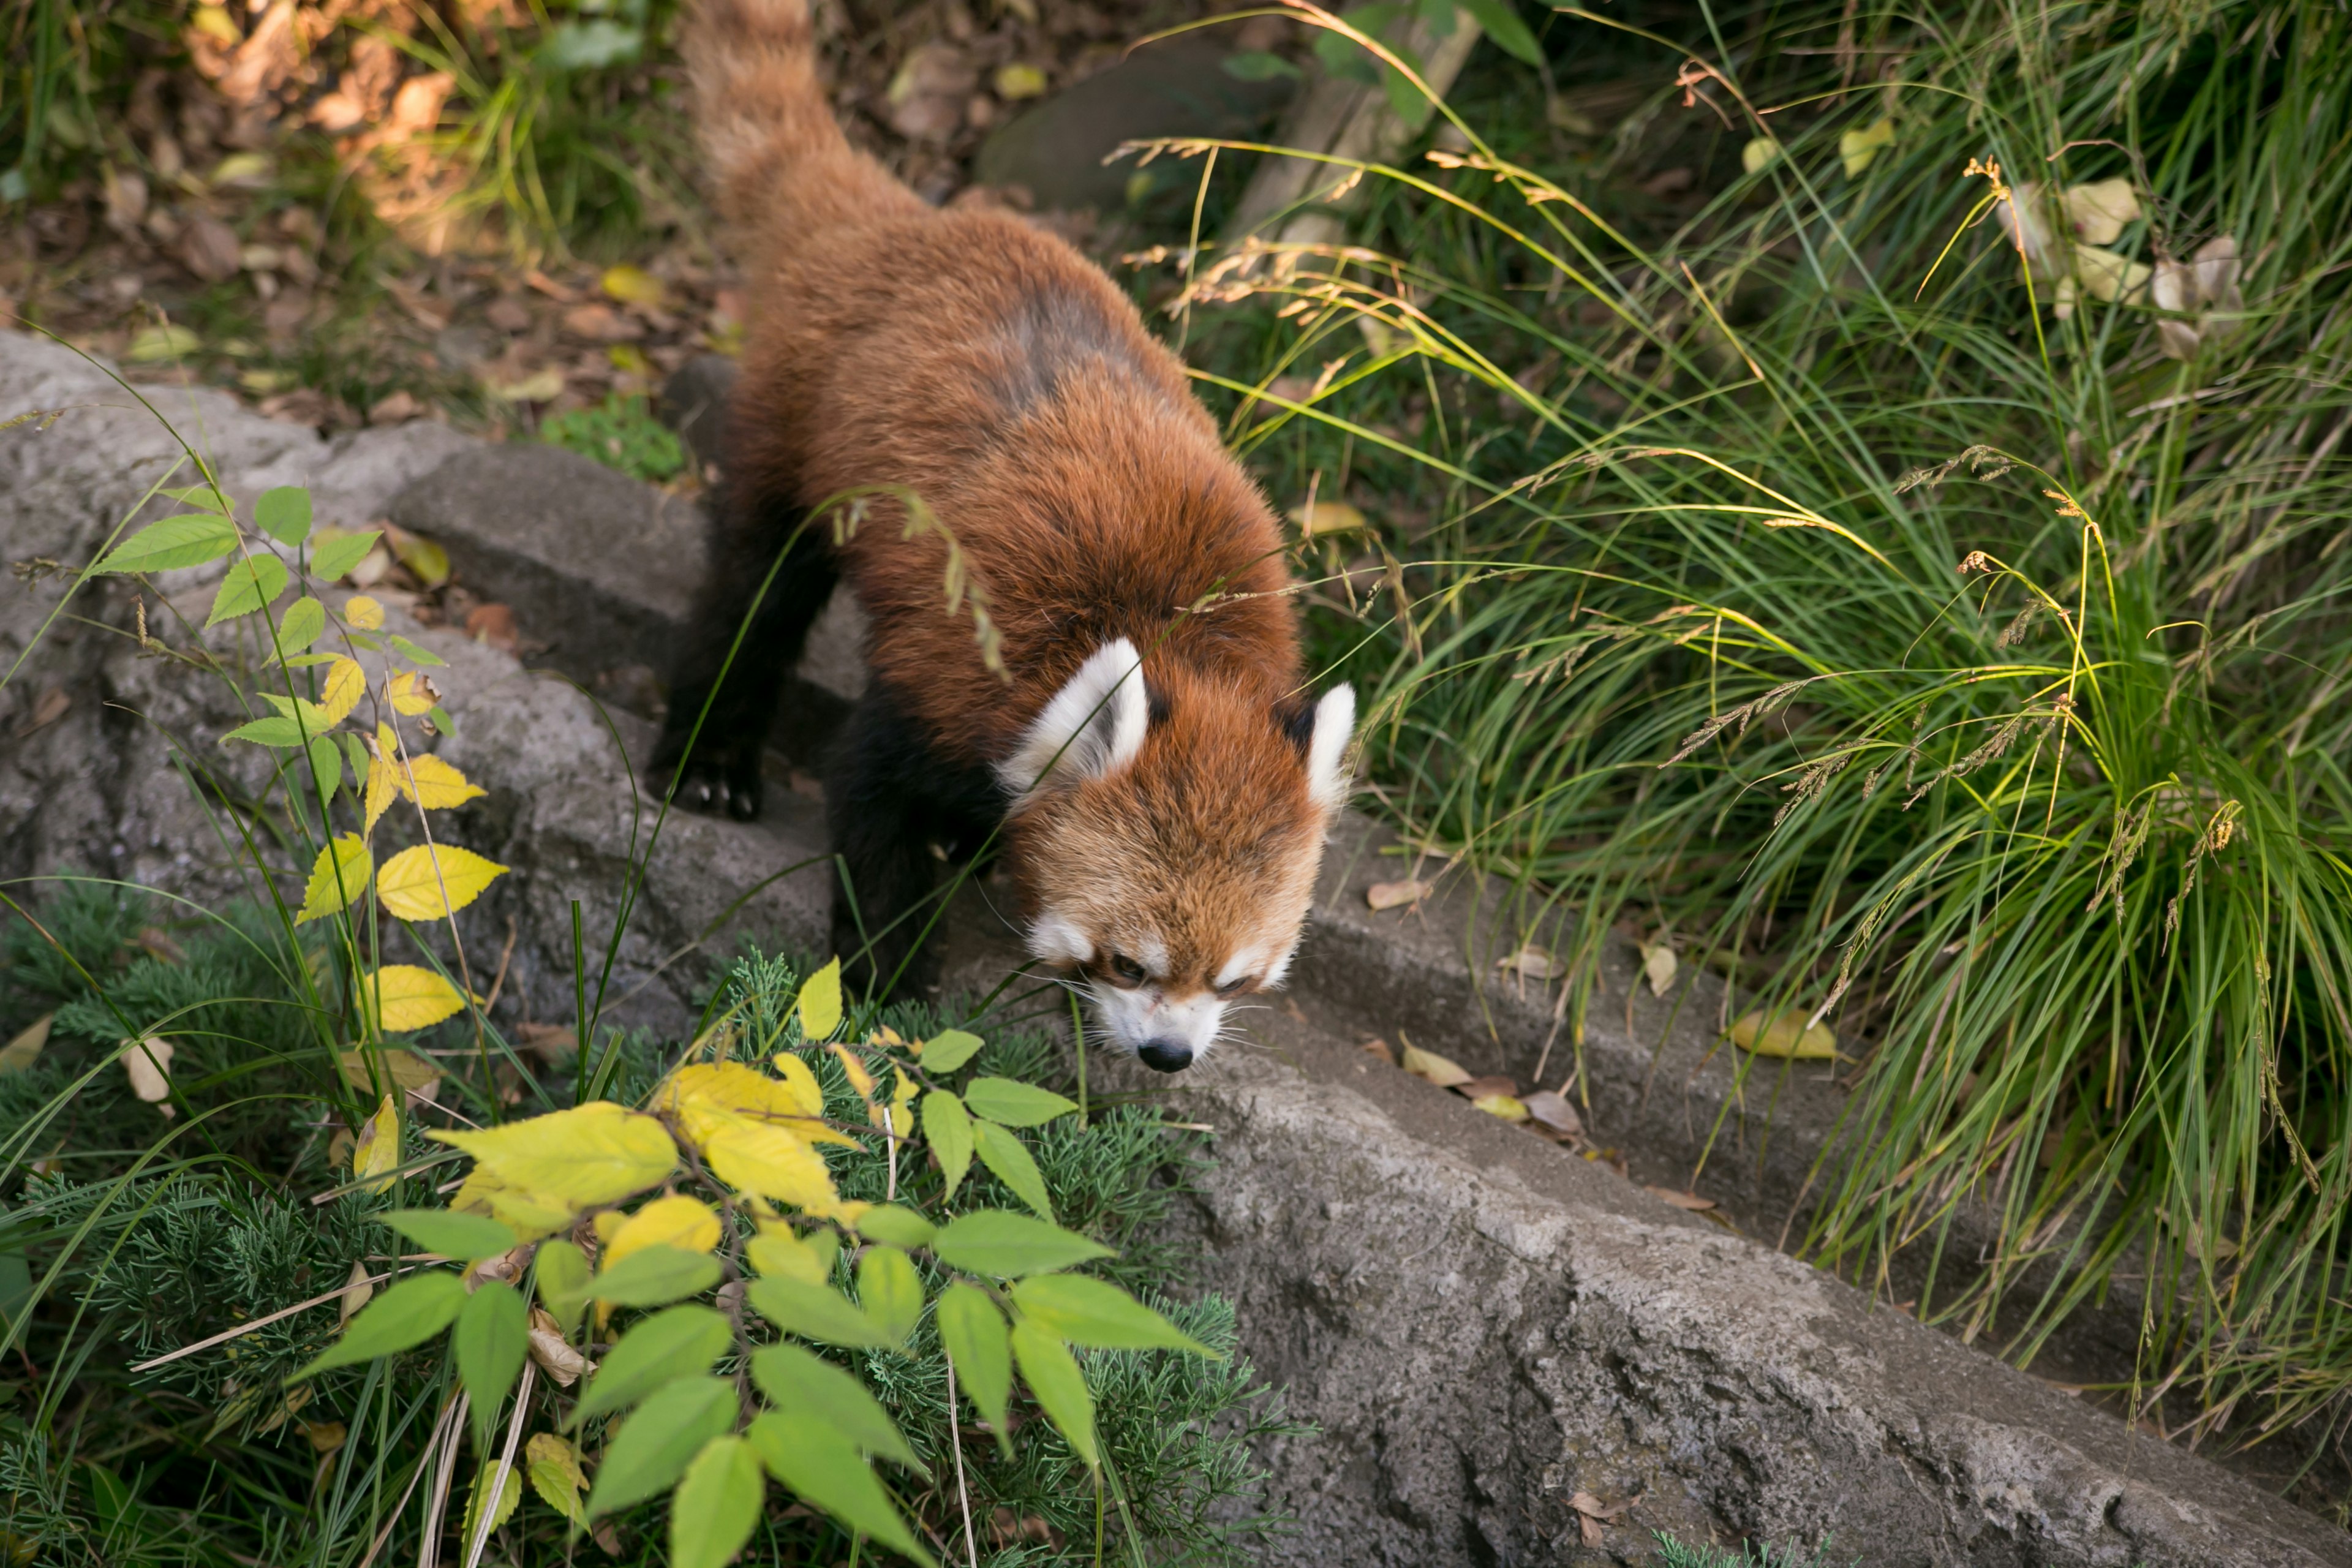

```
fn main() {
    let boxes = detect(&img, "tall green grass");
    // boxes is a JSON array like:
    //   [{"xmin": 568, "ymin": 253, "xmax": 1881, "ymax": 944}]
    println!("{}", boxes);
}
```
[{"xmin": 1195, "ymin": 0, "xmax": 2352, "ymax": 1466}]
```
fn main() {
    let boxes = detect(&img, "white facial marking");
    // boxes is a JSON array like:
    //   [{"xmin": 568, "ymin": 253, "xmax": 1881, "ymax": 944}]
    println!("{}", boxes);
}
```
[
  {"xmin": 1027, "ymin": 911, "xmax": 1093, "ymax": 966},
  {"xmin": 997, "ymin": 637, "xmax": 1150, "ymax": 802},
  {"xmin": 1215, "ymin": 946, "xmax": 1263, "ymax": 990},
  {"xmin": 1088, "ymin": 979, "xmax": 1227, "ymax": 1065},
  {"xmin": 1133, "ymin": 933, "xmax": 1170, "ymax": 979},
  {"xmin": 1305, "ymin": 683, "xmax": 1357, "ymax": 815},
  {"xmin": 1261, "ymin": 935, "xmax": 1300, "ymax": 989}
]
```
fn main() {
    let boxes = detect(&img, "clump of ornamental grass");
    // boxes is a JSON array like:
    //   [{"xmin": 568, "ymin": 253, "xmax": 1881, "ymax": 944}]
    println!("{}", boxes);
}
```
[{"xmin": 1153, "ymin": 0, "xmax": 2352, "ymax": 1483}]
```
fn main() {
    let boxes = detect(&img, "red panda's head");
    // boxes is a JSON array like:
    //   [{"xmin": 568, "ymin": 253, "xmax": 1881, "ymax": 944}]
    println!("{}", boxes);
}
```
[{"xmin": 995, "ymin": 638, "xmax": 1354, "ymax": 1072}]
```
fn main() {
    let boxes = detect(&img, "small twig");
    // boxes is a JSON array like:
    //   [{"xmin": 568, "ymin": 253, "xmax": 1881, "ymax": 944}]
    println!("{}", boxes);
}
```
[
  {"xmin": 944, "ymin": 1352, "xmax": 979, "ymax": 1568},
  {"xmin": 419, "ymin": 1391, "xmax": 469, "ymax": 1568},
  {"xmin": 481, "ymin": 914, "xmax": 519, "ymax": 1014},
  {"xmin": 127, "ymin": 1270, "xmax": 393, "ymax": 1371},
  {"xmin": 884, "ymin": 1106, "xmax": 899, "ymax": 1204}
]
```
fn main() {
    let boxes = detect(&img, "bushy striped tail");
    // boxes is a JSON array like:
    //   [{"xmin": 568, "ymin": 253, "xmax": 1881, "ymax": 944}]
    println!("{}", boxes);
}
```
[{"xmin": 685, "ymin": 0, "xmax": 901, "ymax": 233}]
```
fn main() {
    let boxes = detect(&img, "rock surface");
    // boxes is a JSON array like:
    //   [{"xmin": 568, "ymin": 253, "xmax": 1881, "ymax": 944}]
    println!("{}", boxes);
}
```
[{"xmin": 3, "ymin": 329, "xmax": 2345, "ymax": 1567}]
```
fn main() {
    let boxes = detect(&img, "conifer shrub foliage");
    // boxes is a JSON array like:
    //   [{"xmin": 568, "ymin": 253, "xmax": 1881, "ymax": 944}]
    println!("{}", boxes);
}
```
[{"xmin": 0, "ymin": 461, "xmax": 1294, "ymax": 1565}]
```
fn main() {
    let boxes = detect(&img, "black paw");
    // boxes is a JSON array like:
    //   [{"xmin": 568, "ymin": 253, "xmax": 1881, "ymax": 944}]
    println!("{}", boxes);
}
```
[{"xmin": 655, "ymin": 749, "xmax": 764, "ymax": 820}]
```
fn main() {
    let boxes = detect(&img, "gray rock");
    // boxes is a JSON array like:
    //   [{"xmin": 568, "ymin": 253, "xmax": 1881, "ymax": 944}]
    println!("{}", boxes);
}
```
[
  {"xmin": 4, "ymin": 325, "xmax": 2345, "ymax": 1566},
  {"xmin": 974, "ymin": 34, "xmax": 1296, "ymax": 212}
]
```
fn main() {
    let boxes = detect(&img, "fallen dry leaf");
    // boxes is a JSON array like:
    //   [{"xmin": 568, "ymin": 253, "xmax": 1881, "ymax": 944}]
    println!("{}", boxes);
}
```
[
  {"xmin": 0, "ymin": 1013, "xmax": 53, "ymax": 1074},
  {"xmin": 1643, "ymin": 1186, "xmax": 1717, "ymax": 1212},
  {"xmin": 1399, "ymin": 1040, "xmax": 1471, "ymax": 1087},
  {"xmin": 1366, "ymin": 878, "xmax": 1431, "ymax": 912},
  {"xmin": 1640, "ymin": 941, "xmax": 1677, "ymax": 997},
  {"xmin": 527, "ymin": 1306, "xmax": 592, "ymax": 1386},
  {"xmin": 885, "ymin": 43, "xmax": 978, "ymax": 142},
  {"xmin": 465, "ymin": 602, "xmax": 520, "ymax": 653},
  {"xmin": 1728, "ymin": 1007, "xmax": 1838, "ymax": 1060},
  {"xmin": 1471, "ymin": 1092, "xmax": 1530, "ymax": 1122},
  {"xmin": 123, "ymin": 1036, "xmax": 175, "ymax": 1102},
  {"xmin": 516, "ymin": 1022, "xmax": 577, "ymax": 1062},
  {"xmin": 17, "ymin": 686, "xmax": 70, "ymax": 736},
  {"xmin": 338, "ymin": 1046, "xmax": 443, "ymax": 1102},
  {"xmin": 1522, "ymin": 1089, "xmax": 1583, "ymax": 1139},
  {"xmin": 1455, "ymin": 1074, "xmax": 1518, "ymax": 1101},
  {"xmin": 368, "ymin": 390, "xmax": 423, "ymax": 425},
  {"xmin": 1357, "ymin": 1036, "xmax": 1395, "ymax": 1066},
  {"xmin": 1293, "ymin": 499, "xmax": 1368, "ymax": 537},
  {"xmin": 1496, "ymin": 944, "xmax": 1558, "ymax": 980},
  {"xmin": 337, "ymin": 1259, "xmax": 374, "ymax": 1326},
  {"xmin": 481, "ymin": 366, "xmax": 565, "ymax": 403},
  {"xmin": 177, "ymin": 216, "xmax": 242, "ymax": 282},
  {"xmin": 1568, "ymin": 1490, "xmax": 1637, "ymax": 1548}
]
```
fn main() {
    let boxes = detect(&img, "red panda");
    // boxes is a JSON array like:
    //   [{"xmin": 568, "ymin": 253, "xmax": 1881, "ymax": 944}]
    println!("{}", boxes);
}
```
[{"xmin": 657, "ymin": 0, "xmax": 1355, "ymax": 1072}]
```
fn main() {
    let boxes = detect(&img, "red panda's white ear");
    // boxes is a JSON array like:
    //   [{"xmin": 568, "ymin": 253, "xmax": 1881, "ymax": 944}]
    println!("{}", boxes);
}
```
[
  {"xmin": 998, "ymin": 638, "xmax": 1150, "ymax": 802},
  {"xmin": 1306, "ymin": 684, "xmax": 1356, "ymax": 814}
]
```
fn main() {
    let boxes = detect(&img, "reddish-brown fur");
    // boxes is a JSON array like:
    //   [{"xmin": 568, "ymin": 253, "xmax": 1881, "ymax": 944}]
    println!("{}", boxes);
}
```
[{"xmin": 674, "ymin": 0, "xmax": 1346, "ymax": 1046}]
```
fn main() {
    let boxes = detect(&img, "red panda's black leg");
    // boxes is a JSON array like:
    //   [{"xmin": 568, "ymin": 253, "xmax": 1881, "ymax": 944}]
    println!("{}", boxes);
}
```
[
  {"xmin": 654, "ymin": 484, "xmax": 835, "ymax": 820},
  {"xmin": 824, "ymin": 683, "xmax": 1000, "ymax": 998}
]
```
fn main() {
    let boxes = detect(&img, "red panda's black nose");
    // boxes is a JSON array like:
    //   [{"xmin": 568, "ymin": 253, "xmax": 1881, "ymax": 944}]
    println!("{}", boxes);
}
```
[{"xmin": 1136, "ymin": 1039, "xmax": 1194, "ymax": 1073}]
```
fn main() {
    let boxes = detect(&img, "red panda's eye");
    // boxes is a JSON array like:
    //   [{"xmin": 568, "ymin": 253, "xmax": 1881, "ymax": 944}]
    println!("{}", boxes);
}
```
[
  {"xmin": 1216, "ymin": 976, "xmax": 1251, "ymax": 996},
  {"xmin": 1110, "ymin": 954, "xmax": 1147, "ymax": 985}
]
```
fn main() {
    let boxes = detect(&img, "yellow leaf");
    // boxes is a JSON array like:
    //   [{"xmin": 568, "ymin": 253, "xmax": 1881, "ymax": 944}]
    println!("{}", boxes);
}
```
[
  {"xmin": 337, "ymin": 1259, "xmax": 374, "ymax": 1325},
  {"xmin": 1728, "ymin": 1008, "xmax": 1839, "ymax": 1060},
  {"xmin": 0, "ymin": 1012, "xmax": 51, "ymax": 1074},
  {"xmin": 770, "ymin": 1052, "xmax": 829, "ymax": 1121},
  {"xmin": 1839, "ymin": 116, "xmax": 1894, "ymax": 177},
  {"xmin": 661, "ymin": 1061, "xmax": 854, "ymax": 1148},
  {"xmin": 1291, "ymin": 500, "xmax": 1366, "ymax": 537},
  {"xmin": 375, "ymin": 843, "xmax": 507, "ymax": 921},
  {"xmin": 363, "ymin": 725, "xmax": 399, "ymax": 833},
  {"xmin": 451, "ymin": 1167, "xmax": 573, "ymax": 1242},
  {"xmin": 481, "ymin": 367, "xmax": 567, "ymax": 404},
  {"xmin": 295, "ymin": 834, "xmax": 374, "ymax": 925},
  {"xmin": 396, "ymin": 754, "xmax": 486, "ymax": 812},
  {"xmin": 318, "ymin": 655, "xmax": 366, "ymax": 725},
  {"xmin": 1471, "ymin": 1093, "xmax": 1529, "ymax": 1122},
  {"xmin": 695, "ymin": 1110, "xmax": 845, "ymax": 1214},
  {"xmin": 526, "ymin": 1432, "xmax": 587, "ymax": 1520},
  {"xmin": 431, "ymin": 1102, "xmax": 680, "ymax": 1211},
  {"xmin": 360, "ymin": 965, "xmax": 467, "ymax": 1032},
  {"xmin": 746, "ymin": 1223, "xmax": 830, "ymax": 1284},
  {"xmin": 1741, "ymin": 136, "xmax": 1779, "ymax": 175},
  {"xmin": 2062, "ymin": 178, "xmax": 2140, "ymax": 246},
  {"xmin": 993, "ymin": 62, "xmax": 1047, "ymax": 99},
  {"xmin": 393, "ymin": 533, "xmax": 449, "ymax": 589},
  {"xmin": 1399, "ymin": 1041, "xmax": 1471, "ymax": 1087},
  {"xmin": 827, "ymin": 1041, "xmax": 876, "ymax": 1101},
  {"xmin": 1640, "ymin": 941, "xmax": 1678, "ymax": 997},
  {"xmin": 339, "ymin": 1046, "xmax": 443, "ymax": 1097},
  {"xmin": 2071, "ymin": 243, "xmax": 2151, "ymax": 304},
  {"xmin": 344, "ymin": 594, "xmax": 385, "ymax": 630},
  {"xmin": 386, "ymin": 669, "xmax": 439, "ymax": 717},
  {"xmin": 600, "ymin": 264, "xmax": 667, "ymax": 309},
  {"xmin": 796, "ymin": 957, "xmax": 842, "ymax": 1041},
  {"xmin": 603, "ymin": 1194, "xmax": 721, "ymax": 1268},
  {"xmin": 353, "ymin": 1093, "xmax": 401, "ymax": 1193}
]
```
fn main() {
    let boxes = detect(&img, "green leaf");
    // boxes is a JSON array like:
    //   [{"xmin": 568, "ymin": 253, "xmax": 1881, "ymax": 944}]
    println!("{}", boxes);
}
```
[
  {"xmin": 573, "ymin": 1304, "xmax": 730, "ymax": 1425},
  {"xmin": 745, "ymin": 1276, "xmax": 898, "ymax": 1348},
  {"xmin": 923, "ymin": 1091, "xmax": 974, "ymax": 1201},
  {"xmin": 535, "ymin": 1239, "xmax": 594, "ymax": 1333},
  {"xmin": 309, "ymin": 529, "xmax": 380, "ymax": 583},
  {"xmin": 855, "ymin": 1245, "xmax": 922, "ymax": 1346},
  {"xmin": 1455, "ymin": 0, "xmax": 1543, "ymax": 64},
  {"xmin": 745, "ymin": 1409, "xmax": 935, "ymax": 1566},
  {"xmin": 94, "ymin": 513, "xmax": 238, "ymax": 573},
  {"xmin": 930, "ymin": 1211, "xmax": 1110, "ymax": 1278},
  {"xmin": 672, "ymin": 1434, "xmax": 766, "ymax": 1568},
  {"xmin": 205, "ymin": 553, "xmax": 290, "ymax": 627},
  {"xmin": 1222, "ymin": 48, "xmax": 1303, "ymax": 81},
  {"xmin": 271, "ymin": 595, "xmax": 326, "ymax": 658},
  {"xmin": 388, "ymin": 633, "xmax": 445, "ymax": 666},
  {"xmin": 748, "ymin": 1343, "xmax": 924, "ymax": 1471},
  {"xmin": 254, "ymin": 486, "xmax": 313, "ymax": 546},
  {"xmin": 962, "ymin": 1077, "xmax": 1079, "ymax": 1127},
  {"xmin": 1011, "ymin": 1275, "xmax": 1216, "ymax": 1354},
  {"xmin": 1011, "ymin": 1321, "xmax": 1098, "ymax": 1468},
  {"xmin": 291, "ymin": 1271, "xmax": 465, "ymax": 1380},
  {"xmin": 973, "ymin": 1120, "xmax": 1055, "ymax": 1220},
  {"xmin": 592, "ymin": 1245, "xmax": 722, "ymax": 1308},
  {"xmin": 341, "ymin": 730, "xmax": 372, "ymax": 783},
  {"xmin": 918, "ymin": 1029, "xmax": 985, "ymax": 1074},
  {"xmin": 936, "ymin": 1283, "xmax": 1011, "ymax": 1448},
  {"xmin": 795, "ymin": 957, "xmax": 842, "ymax": 1041},
  {"xmin": 159, "ymin": 483, "xmax": 234, "ymax": 514},
  {"xmin": 303, "ymin": 733, "xmax": 345, "ymax": 808},
  {"xmin": 381, "ymin": 1209, "xmax": 518, "ymax": 1262},
  {"xmin": 461, "ymin": 1462, "xmax": 521, "ymax": 1545},
  {"xmin": 454, "ymin": 1281, "xmax": 529, "ymax": 1442},
  {"xmin": 525, "ymin": 1433, "xmax": 587, "ymax": 1525},
  {"xmin": 854, "ymin": 1204, "xmax": 936, "ymax": 1250},
  {"xmin": 584, "ymin": 1375, "xmax": 736, "ymax": 1518},
  {"xmin": 222, "ymin": 716, "xmax": 305, "ymax": 747}
]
